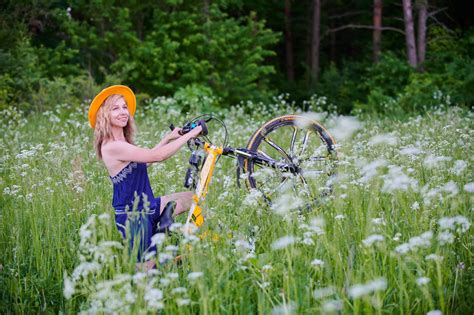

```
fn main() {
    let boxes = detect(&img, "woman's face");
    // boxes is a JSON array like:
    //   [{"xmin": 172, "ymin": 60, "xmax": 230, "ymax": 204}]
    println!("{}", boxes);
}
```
[{"xmin": 110, "ymin": 97, "xmax": 130, "ymax": 128}]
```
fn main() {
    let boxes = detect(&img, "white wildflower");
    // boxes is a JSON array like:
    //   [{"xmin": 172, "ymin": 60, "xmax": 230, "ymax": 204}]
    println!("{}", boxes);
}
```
[
  {"xmin": 271, "ymin": 301, "xmax": 297, "ymax": 315},
  {"xmin": 172, "ymin": 287, "xmax": 187, "ymax": 294},
  {"xmin": 359, "ymin": 159, "xmax": 387, "ymax": 183},
  {"xmin": 426, "ymin": 310, "xmax": 442, "ymax": 315},
  {"xmin": 441, "ymin": 181, "xmax": 458, "ymax": 196},
  {"xmin": 271, "ymin": 194, "xmax": 305, "ymax": 215},
  {"xmin": 98, "ymin": 213, "xmax": 110, "ymax": 221},
  {"xmin": 362, "ymin": 234, "xmax": 384, "ymax": 247},
  {"xmin": 144, "ymin": 289, "xmax": 164, "ymax": 310},
  {"xmin": 295, "ymin": 112, "xmax": 325, "ymax": 128},
  {"xmin": 423, "ymin": 155, "xmax": 452, "ymax": 169},
  {"xmin": 188, "ymin": 272, "xmax": 204, "ymax": 281},
  {"xmin": 450, "ymin": 160, "xmax": 467, "ymax": 175},
  {"xmin": 329, "ymin": 116, "xmax": 362, "ymax": 141},
  {"xmin": 348, "ymin": 278, "xmax": 387, "ymax": 298},
  {"xmin": 438, "ymin": 231, "xmax": 455, "ymax": 245},
  {"xmin": 243, "ymin": 189, "xmax": 263, "ymax": 206},
  {"xmin": 301, "ymin": 237, "xmax": 314, "ymax": 245},
  {"xmin": 335, "ymin": 214, "xmax": 345, "ymax": 220},
  {"xmin": 158, "ymin": 252, "xmax": 173, "ymax": 264},
  {"xmin": 394, "ymin": 231, "xmax": 433, "ymax": 254},
  {"xmin": 165, "ymin": 245, "xmax": 179, "ymax": 252},
  {"xmin": 160, "ymin": 278, "xmax": 171, "ymax": 286},
  {"xmin": 169, "ymin": 222, "xmax": 183, "ymax": 231},
  {"xmin": 235, "ymin": 239, "xmax": 254, "ymax": 252},
  {"xmin": 311, "ymin": 259, "xmax": 325, "ymax": 267},
  {"xmin": 322, "ymin": 299, "xmax": 343, "ymax": 312},
  {"xmin": 382, "ymin": 165, "xmax": 418, "ymax": 192},
  {"xmin": 464, "ymin": 182, "xmax": 474, "ymax": 193},
  {"xmin": 71, "ymin": 262, "xmax": 101, "ymax": 280},
  {"xmin": 313, "ymin": 286, "xmax": 335, "ymax": 299},
  {"xmin": 392, "ymin": 232, "xmax": 402, "ymax": 241},
  {"xmin": 438, "ymin": 216, "xmax": 471, "ymax": 233},
  {"xmin": 400, "ymin": 146, "xmax": 423, "ymax": 156},
  {"xmin": 176, "ymin": 298, "xmax": 191, "ymax": 306},
  {"xmin": 63, "ymin": 275, "xmax": 75, "ymax": 299},
  {"xmin": 151, "ymin": 233, "xmax": 167, "ymax": 247},
  {"xmin": 167, "ymin": 272, "xmax": 179, "ymax": 280},
  {"xmin": 271, "ymin": 236, "xmax": 298, "ymax": 250},
  {"xmin": 425, "ymin": 254, "xmax": 444, "ymax": 262},
  {"xmin": 372, "ymin": 218, "xmax": 385, "ymax": 226},
  {"xmin": 369, "ymin": 133, "xmax": 398, "ymax": 146},
  {"xmin": 416, "ymin": 277, "xmax": 431, "ymax": 286}
]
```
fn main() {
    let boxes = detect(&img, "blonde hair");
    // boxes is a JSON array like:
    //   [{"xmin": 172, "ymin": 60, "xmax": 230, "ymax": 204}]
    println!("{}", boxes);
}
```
[{"xmin": 93, "ymin": 94, "xmax": 136, "ymax": 159}]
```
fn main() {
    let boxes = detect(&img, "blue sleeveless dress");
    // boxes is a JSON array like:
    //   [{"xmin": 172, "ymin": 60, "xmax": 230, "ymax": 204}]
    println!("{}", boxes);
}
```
[{"xmin": 111, "ymin": 162, "xmax": 161, "ymax": 261}]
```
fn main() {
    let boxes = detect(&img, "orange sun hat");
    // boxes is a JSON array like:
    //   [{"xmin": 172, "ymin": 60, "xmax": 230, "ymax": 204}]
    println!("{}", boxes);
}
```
[{"xmin": 88, "ymin": 85, "xmax": 137, "ymax": 128}]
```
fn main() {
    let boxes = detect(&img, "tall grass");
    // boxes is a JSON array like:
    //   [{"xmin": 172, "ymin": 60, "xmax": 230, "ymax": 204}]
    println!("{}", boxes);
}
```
[{"xmin": 0, "ymin": 97, "xmax": 472, "ymax": 314}]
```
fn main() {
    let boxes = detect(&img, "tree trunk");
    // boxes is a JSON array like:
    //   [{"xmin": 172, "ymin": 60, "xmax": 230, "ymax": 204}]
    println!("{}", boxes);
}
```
[
  {"xmin": 373, "ymin": 0, "xmax": 382, "ymax": 63},
  {"xmin": 330, "ymin": 20, "xmax": 336, "ymax": 62},
  {"xmin": 402, "ymin": 0, "xmax": 417, "ymax": 68},
  {"xmin": 284, "ymin": 0, "xmax": 294, "ymax": 81},
  {"xmin": 417, "ymin": 0, "xmax": 428, "ymax": 71},
  {"xmin": 311, "ymin": 0, "xmax": 321, "ymax": 83}
]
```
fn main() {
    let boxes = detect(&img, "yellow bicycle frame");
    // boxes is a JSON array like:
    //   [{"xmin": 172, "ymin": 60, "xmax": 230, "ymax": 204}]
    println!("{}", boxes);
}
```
[{"xmin": 185, "ymin": 142, "xmax": 223, "ymax": 227}]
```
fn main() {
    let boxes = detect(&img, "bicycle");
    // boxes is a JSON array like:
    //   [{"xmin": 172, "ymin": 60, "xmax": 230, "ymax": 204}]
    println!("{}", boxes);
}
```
[{"xmin": 170, "ymin": 114, "xmax": 337, "ymax": 230}]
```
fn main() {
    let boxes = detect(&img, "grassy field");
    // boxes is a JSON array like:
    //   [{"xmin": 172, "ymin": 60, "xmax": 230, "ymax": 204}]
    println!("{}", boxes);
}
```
[{"xmin": 0, "ymin": 97, "xmax": 472, "ymax": 314}]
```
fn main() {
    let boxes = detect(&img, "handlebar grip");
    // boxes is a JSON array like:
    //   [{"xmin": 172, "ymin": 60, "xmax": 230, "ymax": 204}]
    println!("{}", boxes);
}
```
[
  {"xmin": 197, "ymin": 120, "xmax": 208, "ymax": 136},
  {"xmin": 172, "ymin": 120, "xmax": 207, "ymax": 136},
  {"xmin": 170, "ymin": 123, "xmax": 187, "ymax": 135}
]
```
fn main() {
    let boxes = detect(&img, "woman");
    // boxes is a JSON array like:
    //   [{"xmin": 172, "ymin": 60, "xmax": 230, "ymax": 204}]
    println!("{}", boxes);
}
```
[{"xmin": 89, "ymin": 85, "xmax": 202, "ymax": 268}]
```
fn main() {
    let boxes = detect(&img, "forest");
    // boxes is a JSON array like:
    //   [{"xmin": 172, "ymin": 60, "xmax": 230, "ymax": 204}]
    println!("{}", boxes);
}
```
[{"xmin": 1, "ymin": 0, "xmax": 472, "ymax": 114}]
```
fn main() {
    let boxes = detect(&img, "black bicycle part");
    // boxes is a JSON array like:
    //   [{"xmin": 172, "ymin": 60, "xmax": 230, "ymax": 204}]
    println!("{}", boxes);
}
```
[{"xmin": 184, "ymin": 150, "xmax": 203, "ymax": 189}]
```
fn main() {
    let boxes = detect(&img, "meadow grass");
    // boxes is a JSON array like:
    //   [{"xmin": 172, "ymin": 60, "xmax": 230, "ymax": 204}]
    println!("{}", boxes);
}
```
[{"xmin": 0, "ymin": 97, "xmax": 472, "ymax": 314}]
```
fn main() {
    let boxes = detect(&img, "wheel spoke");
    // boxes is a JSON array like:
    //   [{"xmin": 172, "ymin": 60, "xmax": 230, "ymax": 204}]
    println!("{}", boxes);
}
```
[
  {"xmin": 298, "ymin": 174, "xmax": 314, "ymax": 200},
  {"xmin": 289, "ymin": 127, "xmax": 298, "ymax": 159},
  {"xmin": 299, "ymin": 130, "xmax": 310, "ymax": 156},
  {"xmin": 264, "ymin": 137, "xmax": 292, "ymax": 162},
  {"xmin": 257, "ymin": 149, "xmax": 273, "ymax": 160},
  {"xmin": 306, "ymin": 156, "xmax": 327, "ymax": 162}
]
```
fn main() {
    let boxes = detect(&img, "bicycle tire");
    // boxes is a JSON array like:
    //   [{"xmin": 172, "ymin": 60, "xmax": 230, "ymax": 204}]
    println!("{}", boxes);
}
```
[{"xmin": 244, "ymin": 114, "xmax": 337, "ymax": 208}]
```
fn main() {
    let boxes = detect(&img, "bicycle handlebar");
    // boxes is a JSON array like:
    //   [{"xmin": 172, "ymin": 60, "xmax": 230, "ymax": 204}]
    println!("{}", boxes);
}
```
[{"xmin": 169, "ymin": 119, "xmax": 208, "ymax": 136}]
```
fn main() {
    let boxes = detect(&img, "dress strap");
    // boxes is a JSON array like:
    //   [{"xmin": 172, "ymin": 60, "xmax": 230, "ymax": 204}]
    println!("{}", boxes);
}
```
[{"xmin": 110, "ymin": 162, "xmax": 138, "ymax": 184}]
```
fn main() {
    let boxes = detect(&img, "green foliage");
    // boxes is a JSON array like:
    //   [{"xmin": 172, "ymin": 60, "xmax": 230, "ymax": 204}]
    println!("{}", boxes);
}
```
[
  {"xmin": 1, "ymin": 1, "xmax": 473, "ymax": 114},
  {"xmin": 0, "ymin": 38, "xmax": 42, "ymax": 112},
  {"xmin": 110, "ymin": 5, "xmax": 278, "ymax": 104},
  {"xmin": 316, "ymin": 62, "xmax": 367, "ymax": 113},
  {"xmin": 0, "ymin": 1, "xmax": 279, "ymax": 110},
  {"xmin": 173, "ymin": 84, "xmax": 220, "ymax": 113}
]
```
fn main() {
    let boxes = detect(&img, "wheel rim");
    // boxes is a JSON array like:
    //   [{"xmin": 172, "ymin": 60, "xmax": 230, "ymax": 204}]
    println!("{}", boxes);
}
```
[{"xmin": 245, "ymin": 116, "xmax": 337, "ymax": 210}]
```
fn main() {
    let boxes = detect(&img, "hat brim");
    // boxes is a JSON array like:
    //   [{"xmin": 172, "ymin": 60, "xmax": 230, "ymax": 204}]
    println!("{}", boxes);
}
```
[{"xmin": 88, "ymin": 85, "xmax": 136, "ymax": 128}]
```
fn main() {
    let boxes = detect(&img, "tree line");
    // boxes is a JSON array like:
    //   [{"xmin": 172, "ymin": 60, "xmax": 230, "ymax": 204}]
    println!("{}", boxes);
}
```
[{"xmin": 0, "ymin": 0, "xmax": 472, "ymax": 114}]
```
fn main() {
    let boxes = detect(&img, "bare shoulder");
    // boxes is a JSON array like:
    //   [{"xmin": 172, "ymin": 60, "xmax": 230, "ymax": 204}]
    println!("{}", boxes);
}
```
[
  {"xmin": 102, "ymin": 140, "xmax": 136, "ymax": 154},
  {"xmin": 101, "ymin": 141, "xmax": 129, "ymax": 160}
]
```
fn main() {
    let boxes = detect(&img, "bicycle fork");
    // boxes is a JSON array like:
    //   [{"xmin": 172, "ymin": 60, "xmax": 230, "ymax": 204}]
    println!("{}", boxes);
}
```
[{"xmin": 185, "ymin": 143, "xmax": 223, "ymax": 228}]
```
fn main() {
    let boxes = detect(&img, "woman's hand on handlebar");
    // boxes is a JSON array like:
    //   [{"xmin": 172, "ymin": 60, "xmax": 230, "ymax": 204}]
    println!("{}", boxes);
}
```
[
  {"xmin": 166, "ymin": 127, "xmax": 183, "ymax": 141},
  {"xmin": 189, "ymin": 125, "xmax": 203, "ymax": 137}
]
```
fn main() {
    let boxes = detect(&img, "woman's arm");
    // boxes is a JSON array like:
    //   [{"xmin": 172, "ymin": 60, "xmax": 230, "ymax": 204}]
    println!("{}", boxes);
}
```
[
  {"xmin": 103, "ymin": 126, "xmax": 202, "ymax": 163},
  {"xmin": 152, "ymin": 127, "xmax": 182, "ymax": 150}
]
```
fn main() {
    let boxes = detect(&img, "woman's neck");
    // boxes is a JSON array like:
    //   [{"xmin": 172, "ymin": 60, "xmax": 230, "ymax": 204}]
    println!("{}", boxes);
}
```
[{"xmin": 111, "ymin": 125, "xmax": 126, "ymax": 142}]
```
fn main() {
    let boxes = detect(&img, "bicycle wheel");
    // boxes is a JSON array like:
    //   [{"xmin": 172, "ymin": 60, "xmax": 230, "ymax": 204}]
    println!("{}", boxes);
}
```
[{"xmin": 244, "ymin": 115, "xmax": 337, "ymax": 209}]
